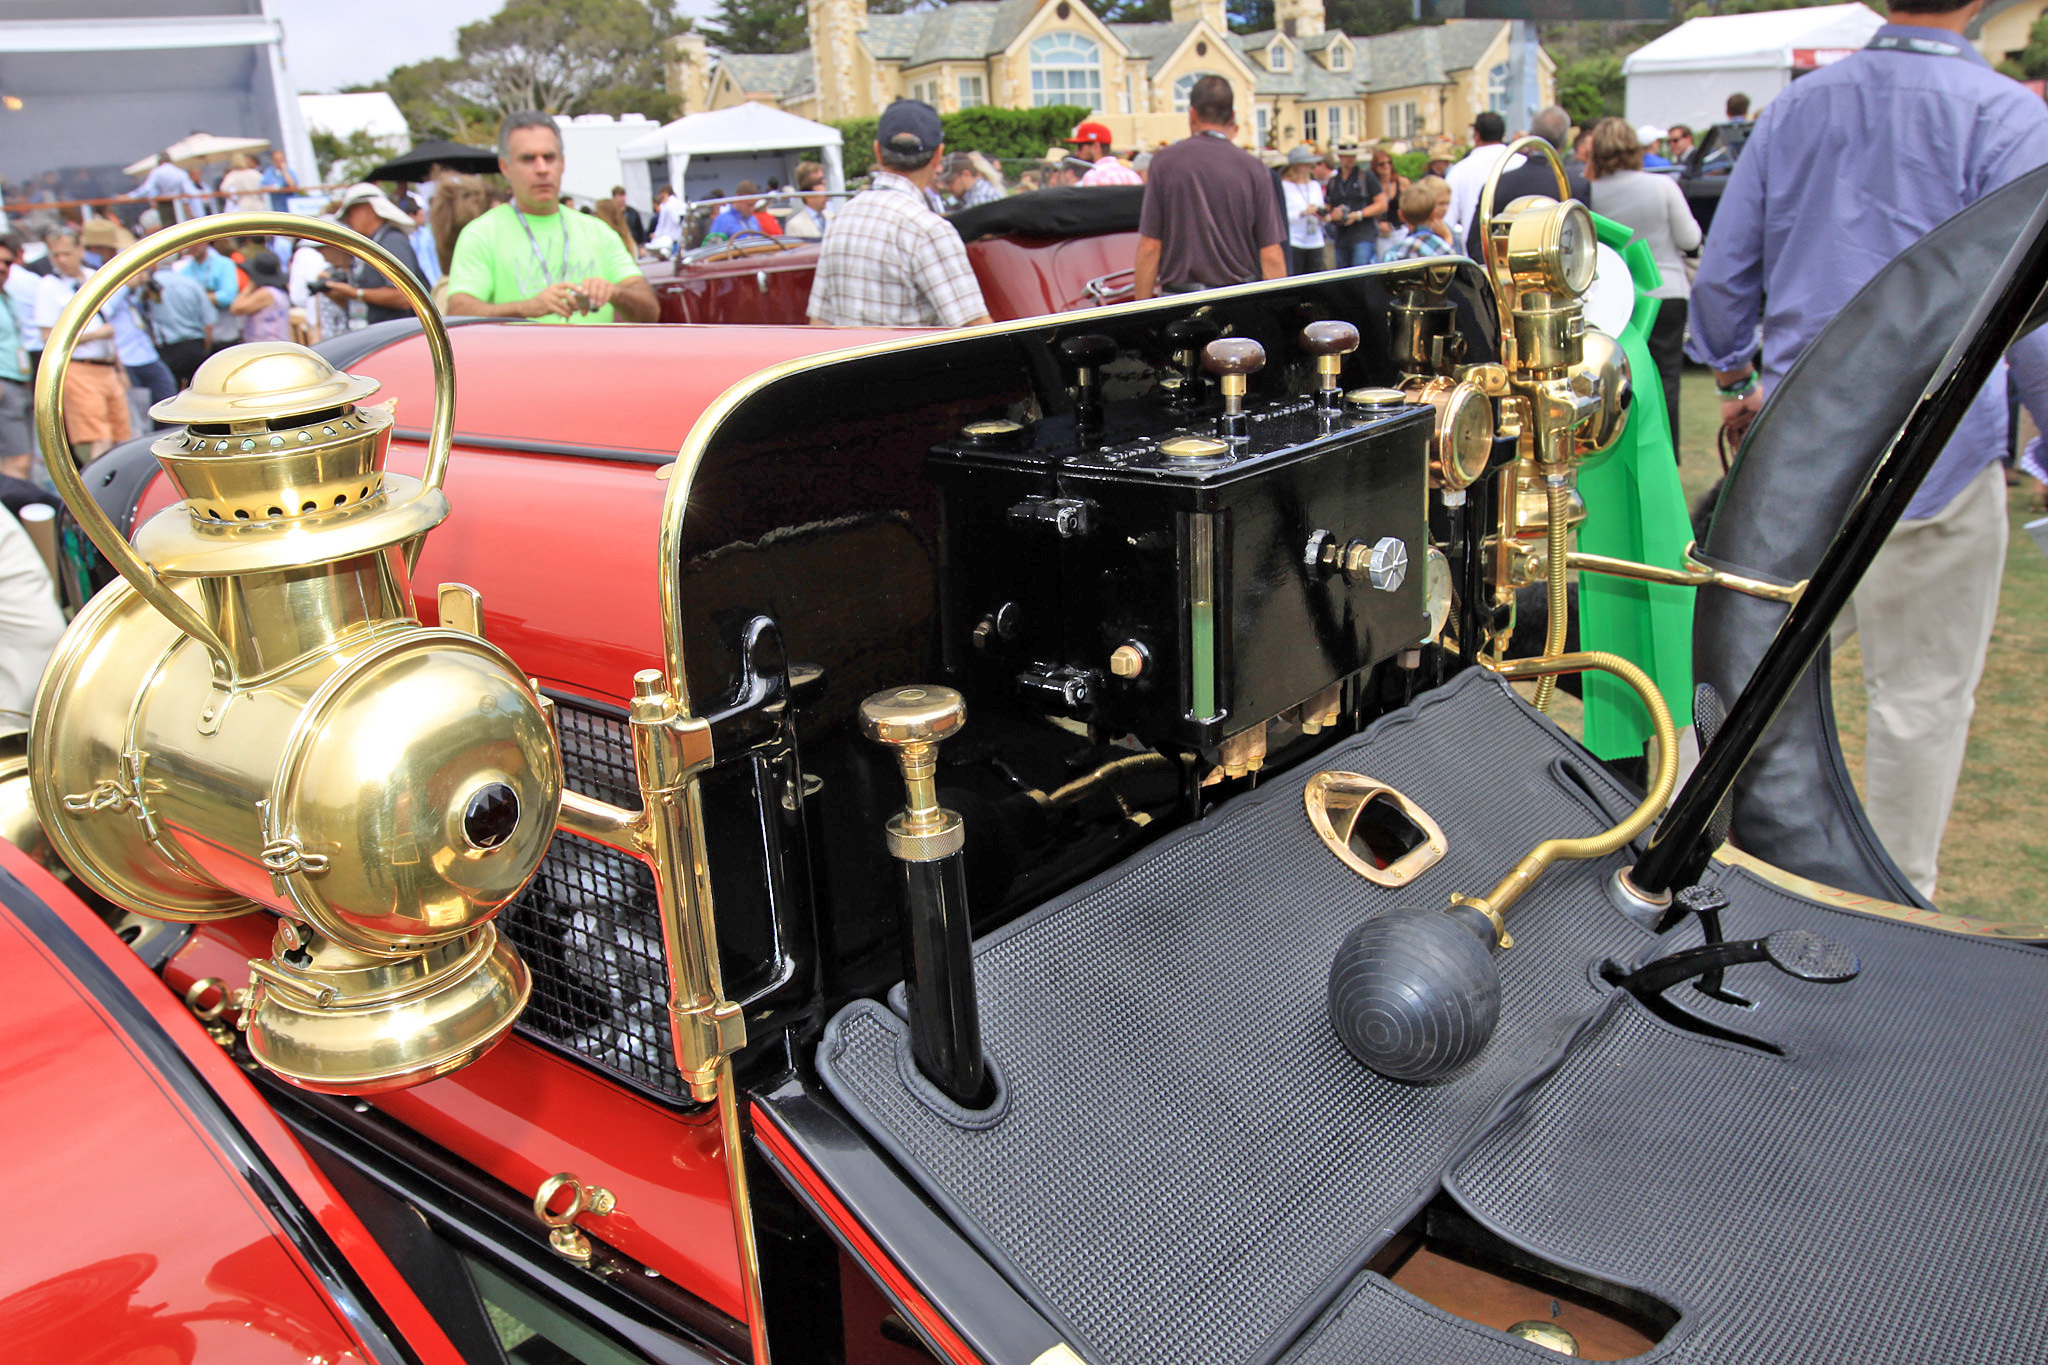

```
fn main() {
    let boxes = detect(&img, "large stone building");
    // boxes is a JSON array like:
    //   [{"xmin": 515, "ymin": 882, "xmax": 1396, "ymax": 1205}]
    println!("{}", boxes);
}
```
[
  {"xmin": 1972, "ymin": 0, "xmax": 2047, "ymax": 68},
  {"xmin": 665, "ymin": 0, "xmax": 1554, "ymax": 152}
]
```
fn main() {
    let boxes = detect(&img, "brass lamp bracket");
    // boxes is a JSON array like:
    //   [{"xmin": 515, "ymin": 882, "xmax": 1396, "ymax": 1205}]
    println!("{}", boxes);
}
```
[{"xmin": 534, "ymin": 1172, "xmax": 619, "ymax": 1265}]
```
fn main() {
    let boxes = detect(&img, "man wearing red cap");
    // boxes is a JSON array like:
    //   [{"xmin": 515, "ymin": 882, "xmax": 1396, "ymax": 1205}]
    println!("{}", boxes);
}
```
[{"xmin": 1069, "ymin": 121, "xmax": 1142, "ymax": 187}]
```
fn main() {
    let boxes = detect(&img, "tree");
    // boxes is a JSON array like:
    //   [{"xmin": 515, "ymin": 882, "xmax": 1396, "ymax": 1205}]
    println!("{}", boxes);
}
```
[
  {"xmin": 702, "ymin": 0, "xmax": 807, "ymax": 55},
  {"xmin": 1324, "ymin": 1, "xmax": 1415, "ymax": 36},
  {"xmin": 451, "ymin": 0, "xmax": 688, "ymax": 118},
  {"xmin": 2000, "ymin": 14, "xmax": 2048, "ymax": 81},
  {"xmin": 357, "ymin": 57, "xmax": 495, "ymax": 146},
  {"xmin": 310, "ymin": 128, "xmax": 407, "ymax": 185},
  {"xmin": 1555, "ymin": 53, "xmax": 1624, "ymax": 127}
]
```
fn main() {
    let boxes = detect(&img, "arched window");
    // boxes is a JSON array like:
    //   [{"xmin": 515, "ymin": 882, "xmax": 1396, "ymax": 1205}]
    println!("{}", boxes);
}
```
[
  {"xmin": 1487, "ymin": 62, "xmax": 1510, "ymax": 113},
  {"xmin": 1173, "ymin": 70, "xmax": 1221, "ymax": 113},
  {"xmin": 1031, "ymin": 32, "xmax": 1103, "ymax": 110}
]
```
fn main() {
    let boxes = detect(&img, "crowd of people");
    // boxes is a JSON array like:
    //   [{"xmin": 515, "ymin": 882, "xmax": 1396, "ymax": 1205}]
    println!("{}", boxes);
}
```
[{"xmin": 0, "ymin": 0, "xmax": 2034, "ymax": 890}]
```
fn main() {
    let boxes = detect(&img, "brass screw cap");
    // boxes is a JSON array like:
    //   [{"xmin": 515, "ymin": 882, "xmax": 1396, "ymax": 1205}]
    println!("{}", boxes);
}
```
[
  {"xmin": 1344, "ymin": 386, "xmax": 1409, "ymax": 416},
  {"xmin": 1505, "ymin": 1321, "xmax": 1580, "ymax": 1355},
  {"xmin": 859, "ymin": 685, "xmax": 966, "ymax": 749},
  {"xmin": 1157, "ymin": 434, "xmax": 1230, "ymax": 462},
  {"xmin": 1109, "ymin": 644, "xmax": 1146, "ymax": 678}
]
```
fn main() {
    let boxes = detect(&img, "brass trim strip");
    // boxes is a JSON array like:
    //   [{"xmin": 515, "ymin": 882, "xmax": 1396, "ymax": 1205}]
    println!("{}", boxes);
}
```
[{"xmin": 1712, "ymin": 846, "xmax": 2048, "ymax": 940}]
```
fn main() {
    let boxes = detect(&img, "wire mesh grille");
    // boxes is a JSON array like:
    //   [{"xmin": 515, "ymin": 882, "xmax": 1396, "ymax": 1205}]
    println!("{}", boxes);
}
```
[{"xmin": 501, "ymin": 698, "xmax": 690, "ymax": 1102}]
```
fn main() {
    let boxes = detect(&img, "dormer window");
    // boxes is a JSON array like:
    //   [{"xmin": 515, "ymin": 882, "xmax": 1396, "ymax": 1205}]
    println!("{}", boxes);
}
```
[
  {"xmin": 1329, "ymin": 43, "xmax": 1349, "ymax": 71},
  {"xmin": 1268, "ymin": 42, "xmax": 1289, "ymax": 72}
]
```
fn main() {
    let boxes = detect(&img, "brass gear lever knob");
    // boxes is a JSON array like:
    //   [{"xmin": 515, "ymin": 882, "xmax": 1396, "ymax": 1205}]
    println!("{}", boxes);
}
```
[
  {"xmin": 859, "ymin": 685, "xmax": 967, "ymax": 861},
  {"xmin": 1202, "ymin": 337, "xmax": 1265, "ymax": 437},
  {"xmin": 859, "ymin": 684, "xmax": 989, "ymax": 1107},
  {"xmin": 1300, "ymin": 321, "xmax": 1360, "ymax": 409}
]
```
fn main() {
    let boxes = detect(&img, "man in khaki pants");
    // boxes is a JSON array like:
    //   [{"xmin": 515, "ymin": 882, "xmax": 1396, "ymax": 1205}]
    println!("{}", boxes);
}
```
[{"xmin": 1688, "ymin": 0, "xmax": 2048, "ymax": 897}]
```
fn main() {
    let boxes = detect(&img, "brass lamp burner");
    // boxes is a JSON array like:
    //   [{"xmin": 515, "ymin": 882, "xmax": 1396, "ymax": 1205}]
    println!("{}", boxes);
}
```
[{"xmin": 29, "ymin": 212, "xmax": 559, "ymax": 1095}]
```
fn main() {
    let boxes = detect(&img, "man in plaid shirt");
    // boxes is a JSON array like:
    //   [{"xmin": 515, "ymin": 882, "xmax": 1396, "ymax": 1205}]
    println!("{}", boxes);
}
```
[{"xmin": 808, "ymin": 101, "xmax": 992, "ymax": 330}]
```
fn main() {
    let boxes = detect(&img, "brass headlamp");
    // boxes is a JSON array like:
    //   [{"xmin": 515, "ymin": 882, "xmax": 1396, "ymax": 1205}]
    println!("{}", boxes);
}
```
[{"xmin": 29, "ymin": 213, "xmax": 563, "ymax": 1094}]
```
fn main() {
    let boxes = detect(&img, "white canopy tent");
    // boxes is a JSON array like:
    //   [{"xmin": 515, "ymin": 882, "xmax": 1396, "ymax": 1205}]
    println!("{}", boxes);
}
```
[
  {"xmin": 616, "ymin": 103, "xmax": 845, "ymax": 217},
  {"xmin": 1624, "ymin": 4, "xmax": 1884, "ymax": 132}
]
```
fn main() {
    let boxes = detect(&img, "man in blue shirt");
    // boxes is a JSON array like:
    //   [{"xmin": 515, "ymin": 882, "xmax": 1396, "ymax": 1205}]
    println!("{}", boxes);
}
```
[
  {"xmin": 180, "ymin": 243, "xmax": 242, "ymax": 351},
  {"xmin": 1687, "ymin": 0, "xmax": 2048, "ymax": 897},
  {"xmin": 146, "ymin": 264, "xmax": 214, "ymax": 389},
  {"xmin": 259, "ymin": 149, "xmax": 297, "ymax": 211}
]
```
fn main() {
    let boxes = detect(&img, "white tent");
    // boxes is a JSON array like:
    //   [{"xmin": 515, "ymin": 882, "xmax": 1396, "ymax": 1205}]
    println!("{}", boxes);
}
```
[
  {"xmin": 616, "ymin": 103, "xmax": 844, "ymax": 216},
  {"xmin": 1624, "ymin": 4, "xmax": 1884, "ymax": 132},
  {"xmin": 553, "ymin": 113, "xmax": 658, "ymax": 208}
]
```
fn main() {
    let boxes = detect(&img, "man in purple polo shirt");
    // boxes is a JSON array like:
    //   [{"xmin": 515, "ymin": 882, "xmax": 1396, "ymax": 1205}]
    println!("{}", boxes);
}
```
[{"xmin": 1687, "ymin": 0, "xmax": 2048, "ymax": 897}]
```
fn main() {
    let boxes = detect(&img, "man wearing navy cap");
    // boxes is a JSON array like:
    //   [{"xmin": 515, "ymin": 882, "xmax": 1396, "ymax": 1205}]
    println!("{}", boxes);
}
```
[{"xmin": 808, "ymin": 100, "xmax": 992, "ymax": 329}]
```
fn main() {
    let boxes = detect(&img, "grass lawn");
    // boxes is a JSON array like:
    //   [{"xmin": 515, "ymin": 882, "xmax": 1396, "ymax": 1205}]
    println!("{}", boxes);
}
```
[{"xmin": 1667, "ymin": 369, "xmax": 2048, "ymax": 922}]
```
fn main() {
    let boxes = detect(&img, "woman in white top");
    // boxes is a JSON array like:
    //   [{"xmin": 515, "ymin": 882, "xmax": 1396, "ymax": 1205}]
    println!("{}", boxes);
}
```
[
  {"xmin": 1585, "ymin": 117, "xmax": 1703, "ymax": 447},
  {"xmin": 1280, "ymin": 147, "xmax": 1328, "ymax": 277},
  {"xmin": 219, "ymin": 152, "xmax": 268, "ymax": 215}
]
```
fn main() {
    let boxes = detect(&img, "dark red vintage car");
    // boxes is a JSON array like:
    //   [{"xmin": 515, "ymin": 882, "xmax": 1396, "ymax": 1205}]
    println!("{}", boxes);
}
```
[
  {"xmin": 649, "ymin": 187, "xmax": 1143, "ymax": 326},
  {"xmin": 8, "ymin": 161, "xmax": 2048, "ymax": 1365}
]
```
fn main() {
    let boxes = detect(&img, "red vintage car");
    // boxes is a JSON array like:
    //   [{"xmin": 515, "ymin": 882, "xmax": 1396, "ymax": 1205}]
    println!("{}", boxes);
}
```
[
  {"xmin": 9, "ymin": 165, "xmax": 2048, "ymax": 1365},
  {"xmin": 648, "ymin": 186, "xmax": 1143, "ymax": 325}
]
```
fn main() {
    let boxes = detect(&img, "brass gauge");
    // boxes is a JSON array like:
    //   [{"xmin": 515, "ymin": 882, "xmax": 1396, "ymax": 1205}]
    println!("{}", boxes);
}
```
[
  {"xmin": 1426, "ymin": 380, "xmax": 1495, "ymax": 490},
  {"xmin": 1505, "ymin": 198, "xmax": 1598, "ymax": 298}
]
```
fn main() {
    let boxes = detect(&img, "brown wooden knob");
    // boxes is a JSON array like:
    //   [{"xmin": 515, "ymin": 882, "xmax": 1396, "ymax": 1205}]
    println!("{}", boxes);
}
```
[
  {"xmin": 1056, "ymin": 333, "xmax": 1117, "ymax": 373},
  {"xmin": 1201, "ymin": 337, "xmax": 1266, "ymax": 377},
  {"xmin": 1299, "ymin": 320, "xmax": 1360, "ymax": 357}
]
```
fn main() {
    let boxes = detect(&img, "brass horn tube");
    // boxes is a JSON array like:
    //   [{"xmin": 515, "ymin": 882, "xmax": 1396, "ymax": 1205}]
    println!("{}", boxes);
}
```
[
  {"xmin": 35, "ymin": 212, "xmax": 456, "ymax": 625},
  {"xmin": 1531, "ymin": 478, "xmax": 1572, "ymax": 712},
  {"xmin": 1470, "ymin": 650, "xmax": 1678, "ymax": 927}
]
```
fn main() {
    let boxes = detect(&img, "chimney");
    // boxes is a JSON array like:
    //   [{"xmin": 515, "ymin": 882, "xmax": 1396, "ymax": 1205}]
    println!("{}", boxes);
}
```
[
  {"xmin": 665, "ymin": 33, "xmax": 711, "ymax": 114},
  {"xmin": 1276, "ymin": 0, "xmax": 1325, "ymax": 38},
  {"xmin": 1169, "ymin": 0, "xmax": 1227, "ymax": 31},
  {"xmin": 809, "ymin": 0, "xmax": 871, "ymax": 122}
]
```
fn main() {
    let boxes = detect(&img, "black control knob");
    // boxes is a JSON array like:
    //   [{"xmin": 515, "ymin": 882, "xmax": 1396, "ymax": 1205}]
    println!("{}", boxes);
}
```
[
  {"xmin": 1160, "ymin": 317, "xmax": 1223, "ymax": 410},
  {"xmin": 1056, "ymin": 333, "xmax": 1117, "ymax": 430}
]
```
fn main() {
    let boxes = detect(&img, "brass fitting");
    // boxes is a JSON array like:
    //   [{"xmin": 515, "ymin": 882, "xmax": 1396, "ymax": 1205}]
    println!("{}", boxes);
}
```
[{"xmin": 859, "ymin": 685, "xmax": 968, "ymax": 862}]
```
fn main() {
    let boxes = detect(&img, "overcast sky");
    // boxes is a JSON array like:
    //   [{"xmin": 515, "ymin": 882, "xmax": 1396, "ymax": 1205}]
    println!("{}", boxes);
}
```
[{"xmin": 271, "ymin": 0, "xmax": 723, "ymax": 94}]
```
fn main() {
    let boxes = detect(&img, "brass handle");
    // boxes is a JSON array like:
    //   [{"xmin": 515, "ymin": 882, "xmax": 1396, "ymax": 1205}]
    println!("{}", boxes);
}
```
[
  {"xmin": 33, "ymin": 211, "xmax": 458, "ymax": 664},
  {"xmin": 1476, "ymin": 136, "xmax": 1573, "ymax": 284}
]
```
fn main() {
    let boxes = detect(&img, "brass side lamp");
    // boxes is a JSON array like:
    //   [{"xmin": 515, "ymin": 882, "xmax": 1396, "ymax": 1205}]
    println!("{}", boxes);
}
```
[{"xmin": 29, "ymin": 212, "xmax": 563, "ymax": 1094}]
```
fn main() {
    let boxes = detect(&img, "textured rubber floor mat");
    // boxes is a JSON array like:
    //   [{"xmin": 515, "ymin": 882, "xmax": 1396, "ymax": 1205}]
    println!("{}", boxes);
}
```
[
  {"xmin": 818, "ymin": 671, "xmax": 1662, "ymax": 1365},
  {"xmin": 1417, "ymin": 864, "xmax": 2048, "ymax": 1365}
]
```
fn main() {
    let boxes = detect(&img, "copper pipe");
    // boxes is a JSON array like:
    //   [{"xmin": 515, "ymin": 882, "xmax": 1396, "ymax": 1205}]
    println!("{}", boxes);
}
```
[{"xmin": 1566, "ymin": 543, "xmax": 1806, "ymax": 605}]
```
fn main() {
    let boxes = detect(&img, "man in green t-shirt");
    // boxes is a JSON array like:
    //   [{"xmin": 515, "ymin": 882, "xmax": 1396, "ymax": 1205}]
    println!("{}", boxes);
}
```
[{"xmin": 445, "ymin": 112, "xmax": 658, "ymax": 324}]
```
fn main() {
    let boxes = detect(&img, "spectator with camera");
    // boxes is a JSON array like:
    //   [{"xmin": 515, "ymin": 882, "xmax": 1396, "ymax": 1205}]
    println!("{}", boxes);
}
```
[{"xmin": 320, "ymin": 185, "xmax": 424, "ymax": 327}]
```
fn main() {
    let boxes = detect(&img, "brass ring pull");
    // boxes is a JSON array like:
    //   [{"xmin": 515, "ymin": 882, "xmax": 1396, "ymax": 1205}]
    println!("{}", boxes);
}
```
[
  {"xmin": 33, "ymin": 211, "xmax": 458, "ymax": 672},
  {"xmin": 534, "ymin": 1171, "xmax": 618, "ymax": 1264}
]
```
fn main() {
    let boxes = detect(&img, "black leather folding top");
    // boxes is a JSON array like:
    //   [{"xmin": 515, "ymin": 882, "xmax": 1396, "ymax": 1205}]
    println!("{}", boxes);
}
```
[{"xmin": 817, "ymin": 672, "xmax": 2048, "ymax": 1365}]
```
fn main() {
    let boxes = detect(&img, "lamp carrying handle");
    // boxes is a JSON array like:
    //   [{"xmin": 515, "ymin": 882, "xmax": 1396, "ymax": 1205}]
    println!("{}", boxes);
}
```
[
  {"xmin": 33, "ymin": 211, "xmax": 457, "ymax": 671},
  {"xmin": 1476, "ymin": 135, "xmax": 1574, "ymax": 289}
]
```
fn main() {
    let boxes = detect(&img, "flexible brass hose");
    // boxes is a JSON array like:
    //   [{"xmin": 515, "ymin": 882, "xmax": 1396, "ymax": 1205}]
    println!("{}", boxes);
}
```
[
  {"xmin": 1531, "ymin": 476, "xmax": 1571, "ymax": 711},
  {"xmin": 1457, "ymin": 650, "xmax": 1677, "ymax": 945}
]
